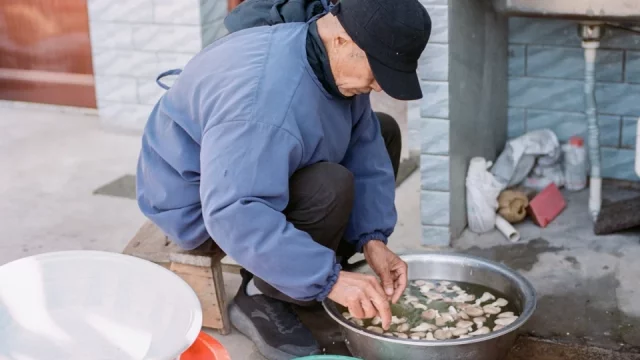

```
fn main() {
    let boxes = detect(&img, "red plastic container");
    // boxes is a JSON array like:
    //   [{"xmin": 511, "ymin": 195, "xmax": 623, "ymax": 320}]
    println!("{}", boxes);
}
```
[
  {"xmin": 179, "ymin": 332, "xmax": 231, "ymax": 360},
  {"xmin": 527, "ymin": 183, "xmax": 566, "ymax": 228}
]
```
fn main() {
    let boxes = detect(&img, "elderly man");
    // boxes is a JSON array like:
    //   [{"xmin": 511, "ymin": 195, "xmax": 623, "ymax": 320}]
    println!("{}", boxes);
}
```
[{"xmin": 136, "ymin": 0, "xmax": 431, "ymax": 358}]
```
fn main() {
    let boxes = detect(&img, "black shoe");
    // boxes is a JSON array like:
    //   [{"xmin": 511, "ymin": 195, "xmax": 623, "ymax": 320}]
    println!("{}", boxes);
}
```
[{"xmin": 229, "ymin": 269, "xmax": 321, "ymax": 360}]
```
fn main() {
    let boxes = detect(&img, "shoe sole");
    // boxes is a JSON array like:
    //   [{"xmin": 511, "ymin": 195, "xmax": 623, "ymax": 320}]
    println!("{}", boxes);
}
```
[{"xmin": 229, "ymin": 301, "xmax": 300, "ymax": 360}]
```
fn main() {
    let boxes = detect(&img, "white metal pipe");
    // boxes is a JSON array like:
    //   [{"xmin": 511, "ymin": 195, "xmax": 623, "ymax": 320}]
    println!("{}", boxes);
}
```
[{"xmin": 582, "ymin": 40, "xmax": 601, "ymax": 221}]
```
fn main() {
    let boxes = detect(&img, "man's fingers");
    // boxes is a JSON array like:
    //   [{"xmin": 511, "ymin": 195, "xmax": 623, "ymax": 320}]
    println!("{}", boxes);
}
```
[
  {"xmin": 360, "ymin": 298, "xmax": 377, "ymax": 319},
  {"xmin": 391, "ymin": 269, "xmax": 408, "ymax": 303},
  {"xmin": 377, "ymin": 267, "xmax": 395, "ymax": 297},
  {"xmin": 365, "ymin": 286, "xmax": 392, "ymax": 330},
  {"xmin": 348, "ymin": 301, "xmax": 365, "ymax": 319}
]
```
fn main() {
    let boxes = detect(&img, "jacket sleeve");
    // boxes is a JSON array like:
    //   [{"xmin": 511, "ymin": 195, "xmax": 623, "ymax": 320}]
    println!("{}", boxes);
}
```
[
  {"xmin": 200, "ymin": 120, "xmax": 340, "ymax": 301},
  {"xmin": 340, "ymin": 109, "xmax": 398, "ymax": 252}
]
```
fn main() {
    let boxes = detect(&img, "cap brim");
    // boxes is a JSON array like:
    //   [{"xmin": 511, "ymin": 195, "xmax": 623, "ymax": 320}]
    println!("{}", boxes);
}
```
[{"xmin": 367, "ymin": 54, "xmax": 422, "ymax": 101}]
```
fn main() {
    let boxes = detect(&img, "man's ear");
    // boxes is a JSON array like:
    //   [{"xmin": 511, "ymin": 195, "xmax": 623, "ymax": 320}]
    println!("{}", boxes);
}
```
[{"xmin": 333, "ymin": 34, "xmax": 349, "ymax": 49}]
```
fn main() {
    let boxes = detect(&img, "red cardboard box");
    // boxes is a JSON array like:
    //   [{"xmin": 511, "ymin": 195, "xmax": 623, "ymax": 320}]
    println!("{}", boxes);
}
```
[{"xmin": 527, "ymin": 183, "xmax": 566, "ymax": 228}]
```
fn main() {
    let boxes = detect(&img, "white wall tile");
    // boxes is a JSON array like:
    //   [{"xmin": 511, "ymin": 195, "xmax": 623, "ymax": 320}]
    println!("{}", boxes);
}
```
[
  {"xmin": 95, "ymin": 76, "xmax": 138, "ymax": 103},
  {"xmin": 89, "ymin": 23, "xmax": 134, "ymax": 50},
  {"xmin": 92, "ymin": 50, "xmax": 159, "ymax": 78},
  {"xmin": 132, "ymin": 25, "xmax": 202, "ymax": 53},
  {"xmin": 88, "ymin": 0, "xmax": 153, "ymax": 23},
  {"xmin": 153, "ymin": 0, "xmax": 201, "ymax": 25}
]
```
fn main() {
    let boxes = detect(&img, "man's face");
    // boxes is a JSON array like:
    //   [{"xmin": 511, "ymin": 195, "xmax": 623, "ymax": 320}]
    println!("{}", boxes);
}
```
[{"xmin": 329, "ymin": 37, "xmax": 382, "ymax": 97}]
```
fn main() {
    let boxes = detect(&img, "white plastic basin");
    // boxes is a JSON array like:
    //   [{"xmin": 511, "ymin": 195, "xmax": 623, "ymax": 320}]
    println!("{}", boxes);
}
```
[{"xmin": 0, "ymin": 251, "xmax": 202, "ymax": 360}]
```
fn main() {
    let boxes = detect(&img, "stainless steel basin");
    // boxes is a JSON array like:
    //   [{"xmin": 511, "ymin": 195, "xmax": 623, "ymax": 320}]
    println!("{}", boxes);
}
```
[
  {"xmin": 322, "ymin": 252, "xmax": 537, "ymax": 360},
  {"xmin": 493, "ymin": 0, "xmax": 640, "ymax": 21}
]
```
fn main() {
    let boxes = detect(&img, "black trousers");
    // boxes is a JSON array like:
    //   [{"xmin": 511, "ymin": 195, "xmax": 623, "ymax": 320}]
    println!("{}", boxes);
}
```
[{"xmin": 254, "ymin": 112, "xmax": 402, "ymax": 306}]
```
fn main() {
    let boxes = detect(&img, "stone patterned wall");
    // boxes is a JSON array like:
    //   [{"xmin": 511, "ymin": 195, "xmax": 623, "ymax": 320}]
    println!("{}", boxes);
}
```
[
  {"xmin": 508, "ymin": 17, "xmax": 640, "ymax": 181},
  {"xmin": 414, "ymin": 0, "xmax": 451, "ymax": 246},
  {"xmin": 87, "ymin": 0, "xmax": 227, "ymax": 131}
]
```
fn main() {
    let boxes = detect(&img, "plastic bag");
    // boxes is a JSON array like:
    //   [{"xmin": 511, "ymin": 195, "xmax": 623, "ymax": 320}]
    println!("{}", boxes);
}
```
[
  {"xmin": 466, "ymin": 157, "xmax": 504, "ymax": 233},
  {"xmin": 491, "ymin": 129, "xmax": 564, "ymax": 190}
]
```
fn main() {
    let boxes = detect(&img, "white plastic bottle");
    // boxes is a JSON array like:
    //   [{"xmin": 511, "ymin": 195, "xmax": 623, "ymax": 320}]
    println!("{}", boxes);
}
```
[{"xmin": 563, "ymin": 136, "xmax": 587, "ymax": 191}]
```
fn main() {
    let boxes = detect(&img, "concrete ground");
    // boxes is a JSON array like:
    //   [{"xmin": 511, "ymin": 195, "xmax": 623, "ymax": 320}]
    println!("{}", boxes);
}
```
[{"xmin": 3, "ymin": 106, "xmax": 640, "ymax": 359}]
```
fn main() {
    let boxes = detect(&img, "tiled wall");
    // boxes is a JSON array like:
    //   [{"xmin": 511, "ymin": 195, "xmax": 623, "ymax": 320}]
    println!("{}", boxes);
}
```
[
  {"xmin": 508, "ymin": 17, "xmax": 640, "ymax": 181},
  {"xmin": 414, "ymin": 0, "xmax": 451, "ymax": 246},
  {"xmin": 87, "ymin": 0, "xmax": 227, "ymax": 131}
]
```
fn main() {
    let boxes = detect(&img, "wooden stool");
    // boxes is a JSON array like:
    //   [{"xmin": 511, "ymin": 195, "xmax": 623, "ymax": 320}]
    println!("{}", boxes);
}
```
[{"xmin": 123, "ymin": 221, "xmax": 231, "ymax": 335}]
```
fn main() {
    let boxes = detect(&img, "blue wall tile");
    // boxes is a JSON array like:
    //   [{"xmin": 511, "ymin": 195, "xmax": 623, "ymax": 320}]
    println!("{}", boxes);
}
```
[
  {"xmin": 420, "ymin": 190, "xmax": 450, "ymax": 226},
  {"xmin": 622, "ymin": 116, "xmax": 638, "ymax": 149},
  {"xmin": 421, "ymin": 225, "xmax": 450, "ymax": 246},
  {"xmin": 421, "ymin": 117, "xmax": 449, "ymax": 155},
  {"xmin": 420, "ymin": 155, "xmax": 450, "ymax": 191},
  {"xmin": 526, "ymin": 46, "xmax": 623, "ymax": 82},
  {"xmin": 595, "ymin": 83, "xmax": 640, "ymax": 117},
  {"xmin": 420, "ymin": 43, "xmax": 448, "ymax": 81},
  {"xmin": 420, "ymin": 82, "xmax": 449, "ymax": 119},
  {"xmin": 509, "ymin": 17, "xmax": 580, "ymax": 47},
  {"xmin": 508, "ymin": 45, "xmax": 525, "ymax": 76},
  {"xmin": 509, "ymin": 77, "xmax": 583, "ymax": 112},
  {"xmin": 508, "ymin": 107, "xmax": 526, "ymax": 138},
  {"xmin": 601, "ymin": 148, "xmax": 639, "ymax": 181},
  {"xmin": 601, "ymin": 28, "xmax": 640, "ymax": 51},
  {"xmin": 625, "ymin": 51, "xmax": 640, "ymax": 84},
  {"xmin": 526, "ymin": 110, "xmax": 620, "ymax": 147}
]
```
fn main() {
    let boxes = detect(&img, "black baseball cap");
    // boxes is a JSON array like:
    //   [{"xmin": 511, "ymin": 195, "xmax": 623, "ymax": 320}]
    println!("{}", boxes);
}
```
[{"xmin": 331, "ymin": 0, "xmax": 431, "ymax": 100}]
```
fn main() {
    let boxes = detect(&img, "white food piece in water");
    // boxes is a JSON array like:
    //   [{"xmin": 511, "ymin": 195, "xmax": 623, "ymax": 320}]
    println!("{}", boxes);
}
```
[
  {"xmin": 483, "ymin": 305, "xmax": 501, "ymax": 315},
  {"xmin": 413, "ymin": 303, "xmax": 428, "ymax": 310},
  {"xmin": 422, "ymin": 309, "xmax": 439, "ymax": 321},
  {"xmin": 452, "ymin": 286, "xmax": 462, "ymax": 292},
  {"xmin": 468, "ymin": 326, "xmax": 491, "ymax": 336},
  {"xmin": 426, "ymin": 299, "xmax": 433, "ymax": 305},
  {"xmin": 342, "ymin": 312, "xmax": 353, "ymax": 320},
  {"xmin": 411, "ymin": 331, "xmax": 426, "ymax": 337},
  {"xmin": 465, "ymin": 306, "xmax": 484, "ymax": 317},
  {"xmin": 392, "ymin": 316, "xmax": 407, "ymax": 324},
  {"xmin": 436, "ymin": 314, "xmax": 454, "ymax": 327},
  {"xmin": 410, "ymin": 335, "xmax": 422, "ymax": 340},
  {"xmin": 411, "ymin": 322, "xmax": 437, "ymax": 332},
  {"xmin": 458, "ymin": 311, "xmax": 470, "ymax": 320},
  {"xmin": 367, "ymin": 326, "xmax": 384, "ymax": 334},
  {"xmin": 420, "ymin": 284, "xmax": 435, "ymax": 293},
  {"xmin": 492, "ymin": 298, "xmax": 509, "ymax": 307},
  {"xmin": 495, "ymin": 317, "xmax": 518, "ymax": 326},
  {"xmin": 396, "ymin": 323, "xmax": 410, "ymax": 332},
  {"xmin": 448, "ymin": 306, "xmax": 458, "ymax": 315},
  {"xmin": 456, "ymin": 320, "xmax": 474, "ymax": 329},
  {"xmin": 403, "ymin": 296, "xmax": 419, "ymax": 304},
  {"xmin": 350, "ymin": 318, "xmax": 364, "ymax": 326},
  {"xmin": 371, "ymin": 316, "xmax": 382, "ymax": 325},
  {"xmin": 443, "ymin": 298, "xmax": 454, "ymax": 303},
  {"xmin": 454, "ymin": 294, "xmax": 476, "ymax": 303},
  {"xmin": 440, "ymin": 281, "xmax": 452, "ymax": 286},
  {"xmin": 493, "ymin": 325, "xmax": 505, "ymax": 331},
  {"xmin": 475, "ymin": 292, "xmax": 496, "ymax": 306},
  {"xmin": 498, "ymin": 312, "xmax": 515, "ymax": 318},
  {"xmin": 473, "ymin": 317, "xmax": 487, "ymax": 326},
  {"xmin": 425, "ymin": 292, "xmax": 444, "ymax": 300},
  {"xmin": 426, "ymin": 332, "xmax": 435, "ymax": 340},
  {"xmin": 458, "ymin": 334, "xmax": 471, "ymax": 339},
  {"xmin": 394, "ymin": 332, "xmax": 409, "ymax": 339},
  {"xmin": 384, "ymin": 332, "xmax": 394, "ymax": 337},
  {"xmin": 414, "ymin": 280, "xmax": 427, "ymax": 286},
  {"xmin": 434, "ymin": 329, "xmax": 453, "ymax": 340},
  {"xmin": 453, "ymin": 327, "xmax": 469, "ymax": 336},
  {"xmin": 436, "ymin": 285, "xmax": 448, "ymax": 293}
]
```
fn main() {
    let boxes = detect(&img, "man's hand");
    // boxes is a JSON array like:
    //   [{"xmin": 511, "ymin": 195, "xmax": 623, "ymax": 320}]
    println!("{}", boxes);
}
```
[
  {"xmin": 327, "ymin": 271, "xmax": 393, "ymax": 330},
  {"xmin": 363, "ymin": 240, "xmax": 408, "ymax": 304}
]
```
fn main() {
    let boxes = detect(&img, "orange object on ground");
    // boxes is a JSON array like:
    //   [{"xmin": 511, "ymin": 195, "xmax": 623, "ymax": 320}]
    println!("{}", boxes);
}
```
[
  {"xmin": 527, "ymin": 183, "xmax": 566, "ymax": 228},
  {"xmin": 180, "ymin": 332, "xmax": 231, "ymax": 360}
]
